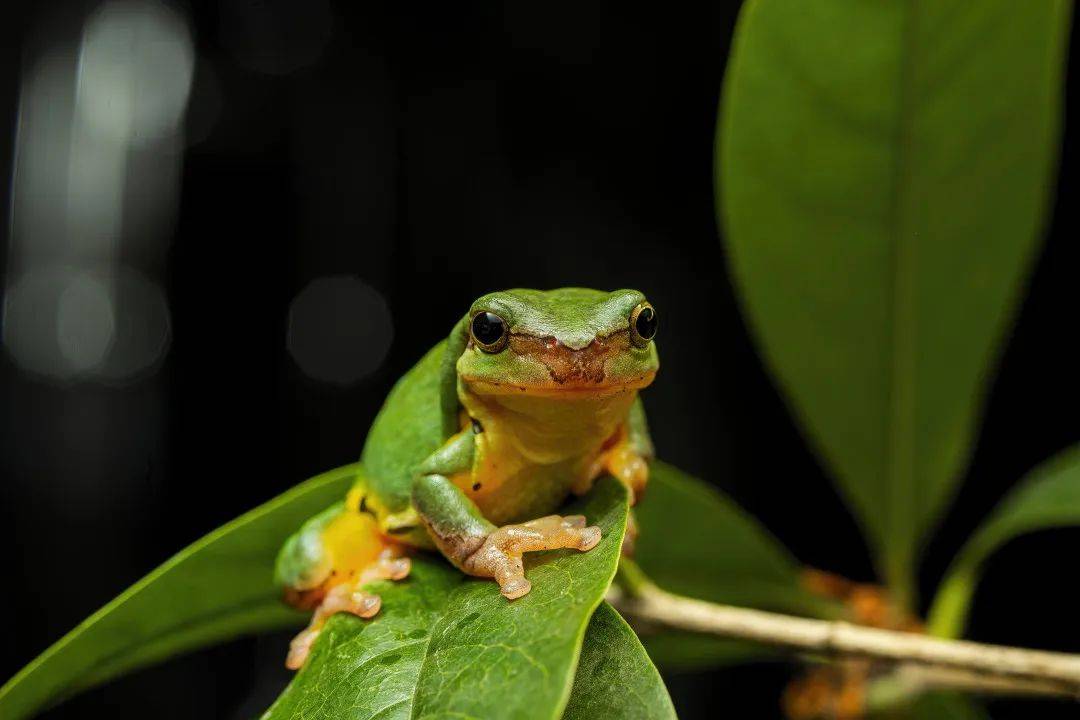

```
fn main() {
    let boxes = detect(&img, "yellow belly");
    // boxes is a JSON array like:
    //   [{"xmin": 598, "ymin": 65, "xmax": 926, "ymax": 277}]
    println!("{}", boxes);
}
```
[{"xmin": 455, "ymin": 382, "xmax": 637, "ymax": 525}]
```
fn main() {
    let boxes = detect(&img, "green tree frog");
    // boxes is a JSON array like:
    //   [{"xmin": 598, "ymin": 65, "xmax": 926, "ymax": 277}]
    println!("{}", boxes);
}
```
[{"xmin": 275, "ymin": 288, "xmax": 659, "ymax": 668}]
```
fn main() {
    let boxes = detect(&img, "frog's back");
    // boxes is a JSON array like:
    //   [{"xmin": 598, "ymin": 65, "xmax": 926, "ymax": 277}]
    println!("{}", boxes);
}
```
[{"xmin": 360, "ymin": 341, "xmax": 447, "ymax": 513}]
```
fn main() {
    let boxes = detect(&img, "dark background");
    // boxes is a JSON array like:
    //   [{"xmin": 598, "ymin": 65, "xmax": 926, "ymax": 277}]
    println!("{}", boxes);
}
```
[{"xmin": 2, "ymin": 2, "xmax": 1078, "ymax": 718}]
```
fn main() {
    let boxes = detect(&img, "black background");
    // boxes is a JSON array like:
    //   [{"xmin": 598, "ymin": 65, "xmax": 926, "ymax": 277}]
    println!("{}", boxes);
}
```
[{"xmin": 2, "ymin": 2, "xmax": 1078, "ymax": 718}]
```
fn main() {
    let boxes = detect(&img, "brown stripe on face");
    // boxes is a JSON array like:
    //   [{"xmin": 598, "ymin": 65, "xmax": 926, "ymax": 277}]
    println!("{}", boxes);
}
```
[{"xmin": 507, "ymin": 330, "xmax": 631, "ymax": 385}]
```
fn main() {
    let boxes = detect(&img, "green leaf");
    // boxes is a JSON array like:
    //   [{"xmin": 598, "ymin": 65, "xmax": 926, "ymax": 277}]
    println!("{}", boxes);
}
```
[
  {"xmin": 263, "ymin": 476, "xmax": 630, "ymax": 720},
  {"xmin": 718, "ymin": 0, "xmax": 1070, "ymax": 606},
  {"xmin": 928, "ymin": 445, "xmax": 1080, "ymax": 638},
  {"xmin": 0, "ymin": 464, "xmax": 358, "ymax": 720},
  {"xmin": 562, "ymin": 603, "xmax": 676, "ymax": 720},
  {"xmin": 632, "ymin": 461, "xmax": 838, "ymax": 670}
]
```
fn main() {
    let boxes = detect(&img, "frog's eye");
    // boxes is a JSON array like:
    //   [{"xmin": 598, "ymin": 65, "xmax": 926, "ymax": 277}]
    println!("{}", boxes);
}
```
[
  {"xmin": 470, "ymin": 311, "xmax": 509, "ymax": 353},
  {"xmin": 629, "ymin": 302, "xmax": 658, "ymax": 347}
]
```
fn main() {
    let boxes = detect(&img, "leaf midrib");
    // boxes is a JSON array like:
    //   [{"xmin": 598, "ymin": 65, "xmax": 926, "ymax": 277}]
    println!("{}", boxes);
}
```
[{"xmin": 883, "ymin": 0, "xmax": 920, "ymax": 610}]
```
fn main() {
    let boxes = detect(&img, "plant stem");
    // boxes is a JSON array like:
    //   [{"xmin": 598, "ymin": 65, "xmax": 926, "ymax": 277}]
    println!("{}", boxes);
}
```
[
  {"xmin": 924, "ymin": 566, "xmax": 976, "ymax": 640},
  {"xmin": 612, "ymin": 585, "xmax": 1080, "ymax": 700}
]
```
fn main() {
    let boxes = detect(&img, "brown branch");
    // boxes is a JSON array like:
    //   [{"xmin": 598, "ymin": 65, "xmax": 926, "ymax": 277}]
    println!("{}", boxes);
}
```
[{"xmin": 610, "ymin": 584, "xmax": 1080, "ymax": 701}]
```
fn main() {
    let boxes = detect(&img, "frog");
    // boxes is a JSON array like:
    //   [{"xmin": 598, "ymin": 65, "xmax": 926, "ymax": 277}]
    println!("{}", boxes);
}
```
[{"xmin": 274, "ymin": 288, "xmax": 659, "ymax": 669}]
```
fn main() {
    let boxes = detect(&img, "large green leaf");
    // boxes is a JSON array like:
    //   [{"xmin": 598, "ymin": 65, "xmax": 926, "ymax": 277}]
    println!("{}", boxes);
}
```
[
  {"xmin": 0, "ymin": 464, "xmax": 359, "ymax": 720},
  {"xmin": 632, "ymin": 461, "xmax": 838, "ymax": 670},
  {"xmin": 928, "ymin": 445, "xmax": 1080, "ymax": 638},
  {"xmin": 718, "ymin": 0, "xmax": 1070, "ymax": 606},
  {"xmin": 263, "ymin": 476, "xmax": 630, "ymax": 720},
  {"xmin": 562, "ymin": 603, "xmax": 676, "ymax": 720}
]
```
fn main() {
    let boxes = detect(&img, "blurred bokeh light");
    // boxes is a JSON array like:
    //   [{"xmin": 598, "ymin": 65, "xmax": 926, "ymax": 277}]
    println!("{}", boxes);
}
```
[
  {"xmin": 286, "ymin": 275, "xmax": 393, "ymax": 386},
  {"xmin": 3, "ymin": 0, "xmax": 189, "ymax": 383},
  {"xmin": 77, "ymin": 0, "xmax": 194, "ymax": 145}
]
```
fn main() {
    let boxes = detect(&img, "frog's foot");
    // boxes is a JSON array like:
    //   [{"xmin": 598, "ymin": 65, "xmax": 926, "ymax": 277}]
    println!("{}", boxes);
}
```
[
  {"xmin": 580, "ymin": 430, "xmax": 649, "ymax": 504},
  {"xmin": 285, "ymin": 552, "xmax": 411, "ymax": 669},
  {"xmin": 463, "ymin": 514, "xmax": 601, "ymax": 599},
  {"xmin": 605, "ymin": 444, "xmax": 649, "ymax": 504}
]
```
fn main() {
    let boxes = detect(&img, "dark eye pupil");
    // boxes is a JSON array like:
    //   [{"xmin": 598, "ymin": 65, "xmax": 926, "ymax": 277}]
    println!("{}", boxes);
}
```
[
  {"xmin": 635, "ymin": 307, "xmax": 658, "ymax": 340},
  {"xmin": 472, "ymin": 312, "xmax": 506, "ymax": 347}
]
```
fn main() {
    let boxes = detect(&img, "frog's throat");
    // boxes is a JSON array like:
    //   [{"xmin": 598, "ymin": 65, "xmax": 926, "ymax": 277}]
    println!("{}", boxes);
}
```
[{"xmin": 458, "ymin": 378, "xmax": 640, "ymax": 466}]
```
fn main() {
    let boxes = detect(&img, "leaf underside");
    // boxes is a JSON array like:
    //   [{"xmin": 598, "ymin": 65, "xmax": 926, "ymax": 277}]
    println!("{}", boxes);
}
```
[
  {"xmin": 563, "ymin": 603, "xmax": 676, "ymax": 720},
  {"xmin": 719, "ymin": 0, "xmax": 1070, "ymax": 601},
  {"xmin": 633, "ymin": 461, "xmax": 838, "ymax": 670},
  {"xmin": 0, "ymin": 464, "xmax": 360, "ymax": 720}
]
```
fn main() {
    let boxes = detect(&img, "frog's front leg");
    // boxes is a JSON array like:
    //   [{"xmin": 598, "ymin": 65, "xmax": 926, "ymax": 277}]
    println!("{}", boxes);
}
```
[{"xmin": 413, "ymin": 431, "xmax": 601, "ymax": 599}]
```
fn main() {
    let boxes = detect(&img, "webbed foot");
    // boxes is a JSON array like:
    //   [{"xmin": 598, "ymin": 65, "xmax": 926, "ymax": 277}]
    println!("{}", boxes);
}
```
[
  {"xmin": 286, "ymin": 552, "xmax": 411, "ymax": 669},
  {"xmin": 463, "ymin": 514, "xmax": 601, "ymax": 599}
]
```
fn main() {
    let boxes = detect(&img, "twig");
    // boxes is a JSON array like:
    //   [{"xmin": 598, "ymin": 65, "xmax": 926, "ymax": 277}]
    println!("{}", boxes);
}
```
[
  {"xmin": 611, "ymin": 584, "xmax": 1080, "ymax": 701},
  {"xmin": 875, "ymin": 663, "xmax": 1076, "ymax": 700}
]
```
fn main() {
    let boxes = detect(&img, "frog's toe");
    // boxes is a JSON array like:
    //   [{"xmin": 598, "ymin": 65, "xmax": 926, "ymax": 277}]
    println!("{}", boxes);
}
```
[
  {"xmin": 380, "ymin": 556, "xmax": 411, "ymax": 581},
  {"xmin": 286, "ymin": 629, "xmax": 319, "ymax": 670},
  {"xmin": 334, "ymin": 587, "xmax": 382, "ymax": 618},
  {"xmin": 500, "ymin": 576, "xmax": 532, "ymax": 600},
  {"xmin": 576, "ymin": 526, "xmax": 602, "ymax": 551},
  {"xmin": 492, "ymin": 552, "xmax": 528, "ymax": 598},
  {"xmin": 315, "ymin": 582, "xmax": 383, "ymax": 620}
]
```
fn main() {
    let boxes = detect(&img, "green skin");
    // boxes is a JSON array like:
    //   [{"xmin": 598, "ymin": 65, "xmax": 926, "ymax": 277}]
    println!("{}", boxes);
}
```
[{"xmin": 275, "ymin": 289, "xmax": 658, "ymax": 664}]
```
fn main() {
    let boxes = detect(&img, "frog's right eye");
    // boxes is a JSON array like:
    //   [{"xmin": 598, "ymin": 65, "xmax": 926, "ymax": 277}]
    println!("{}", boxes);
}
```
[
  {"xmin": 470, "ymin": 312, "xmax": 509, "ymax": 353},
  {"xmin": 629, "ymin": 302, "xmax": 658, "ymax": 347}
]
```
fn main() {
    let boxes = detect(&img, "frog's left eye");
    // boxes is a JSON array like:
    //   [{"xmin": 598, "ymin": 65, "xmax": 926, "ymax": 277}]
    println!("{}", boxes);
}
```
[
  {"xmin": 629, "ymin": 302, "xmax": 658, "ymax": 347},
  {"xmin": 470, "ymin": 311, "xmax": 509, "ymax": 353}
]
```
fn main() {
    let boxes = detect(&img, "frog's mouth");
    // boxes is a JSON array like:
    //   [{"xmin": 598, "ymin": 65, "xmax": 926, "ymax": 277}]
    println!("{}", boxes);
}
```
[{"xmin": 462, "ymin": 331, "xmax": 657, "ymax": 397}]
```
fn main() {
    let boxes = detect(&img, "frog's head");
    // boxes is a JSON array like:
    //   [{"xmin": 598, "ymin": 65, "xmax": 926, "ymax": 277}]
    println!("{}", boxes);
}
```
[{"xmin": 456, "ymin": 288, "xmax": 659, "ymax": 396}]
